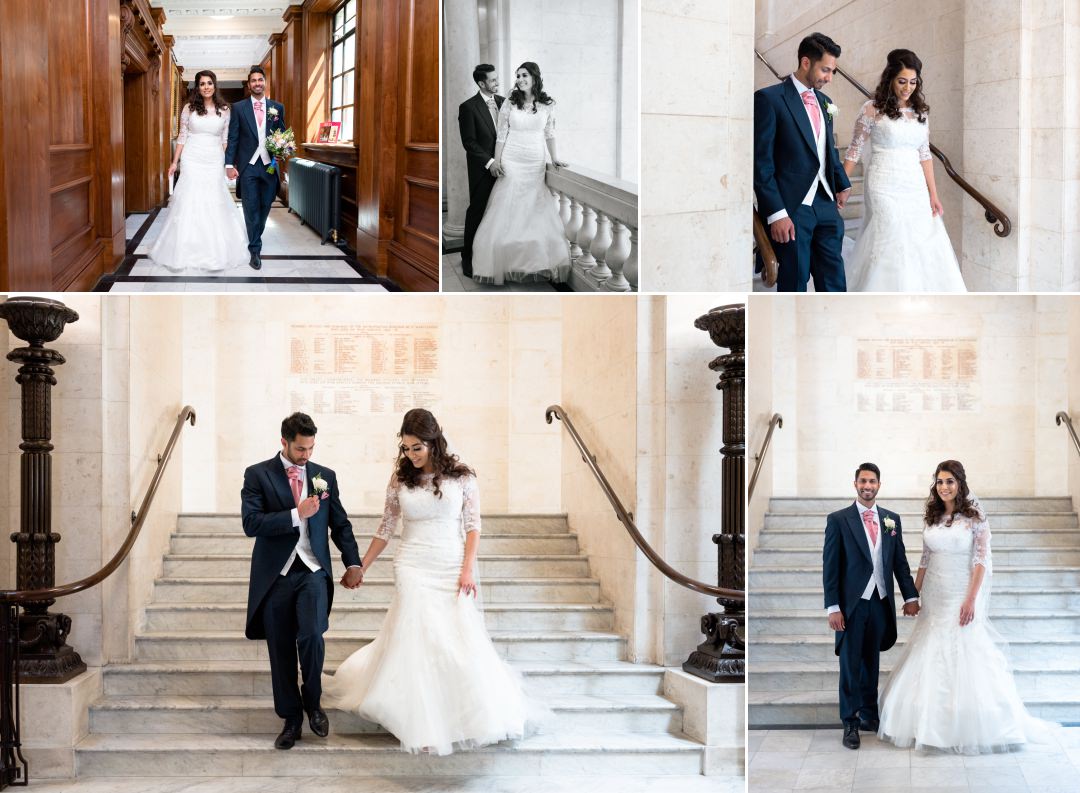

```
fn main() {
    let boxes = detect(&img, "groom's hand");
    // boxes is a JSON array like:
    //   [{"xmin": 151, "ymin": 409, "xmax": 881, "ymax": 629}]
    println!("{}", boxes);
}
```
[
  {"xmin": 836, "ymin": 188, "xmax": 851, "ymax": 210},
  {"xmin": 902, "ymin": 601, "xmax": 920, "ymax": 617},
  {"xmin": 297, "ymin": 495, "xmax": 320, "ymax": 519},
  {"xmin": 341, "ymin": 566, "xmax": 363, "ymax": 589},
  {"xmin": 488, "ymin": 161, "xmax": 503, "ymax": 177},
  {"xmin": 828, "ymin": 612, "xmax": 845, "ymax": 631},
  {"xmin": 769, "ymin": 217, "xmax": 795, "ymax": 244},
  {"xmin": 226, "ymin": 166, "xmax": 238, "ymax": 180}
]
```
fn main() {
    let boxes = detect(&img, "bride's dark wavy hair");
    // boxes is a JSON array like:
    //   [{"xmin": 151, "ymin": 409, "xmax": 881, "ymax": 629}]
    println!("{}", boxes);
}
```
[
  {"xmin": 188, "ymin": 70, "xmax": 229, "ymax": 116},
  {"xmin": 872, "ymin": 49, "xmax": 929, "ymax": 123},
  {"xmin": 509, "ymin": 62, "xmax": 554, "ymax": 112},
  {"xmin": 924, "ymin": 459, "xmax": 982, "ymax": 526},
  {"xmin": 394, "ymin": 408, "xmax": 473, "ymax": 499}
]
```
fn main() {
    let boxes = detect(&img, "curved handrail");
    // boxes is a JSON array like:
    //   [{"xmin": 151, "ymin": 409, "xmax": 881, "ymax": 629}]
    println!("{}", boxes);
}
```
[
  {"xmin": 753, "ymin": 213, "xmax": 779, "ymax": 287},
  {"xmin": 753, "ymin": 49, "xmax": 1012, "ymax": 237},
  {"xmin": 0, "ymin": 406, "xmax": 196, "ymax": 604},
  {"xmin": 1056, "ymin": 412, "xmax": 1080, "ymax": 459},
  {"xmin": 546, "ymin": 405, "xmax": 744, "ymax": 601},
  {"xmin": 748, "ymin": 413, "xmax": 783, "ymax": 502}
]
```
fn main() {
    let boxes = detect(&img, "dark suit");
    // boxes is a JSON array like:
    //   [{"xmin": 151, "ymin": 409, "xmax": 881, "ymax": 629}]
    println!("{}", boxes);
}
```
[
  {"xmin": 754, "ymin": 78, "xmax": 851, "ymax": 292},
  {"xmin": 458, "ymin": 92, "xmax": 504, "ymax": 276},
  {"xmin": 225, "ymin": 97, "xmax": 287, "ymax": 255},
  {"xmin": 241, "ymin": 455, "xmax": 361, "ymax": 722},
  {"xmin": 823, "ymin": 503, "xmax": 918, "ymax": 726}
]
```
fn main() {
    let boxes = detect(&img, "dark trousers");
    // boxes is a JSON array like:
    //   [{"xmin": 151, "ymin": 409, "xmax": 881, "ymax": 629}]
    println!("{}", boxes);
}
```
[
  {"xmin": 773, "ymin": 186, "xmax": 846, "ymax": 293},
  {"xmin": 837, "ymin": 592, "xmax": 889, "ymax": 725},
  {"xmin": 239, "ymin": 163, "xmax": 279, "ymax": 255},
  {"xmin": 263, "ymin": 559, "xmax": 329, "ymax": 724},
  {"xmin": 462, "ymin": 168, "xmax": 496, "ymax": 276}
]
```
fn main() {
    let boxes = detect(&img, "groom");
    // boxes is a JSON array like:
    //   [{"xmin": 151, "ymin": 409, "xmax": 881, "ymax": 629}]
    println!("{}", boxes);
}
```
[
  {"xmin": 754, "ymin": 32, "xmax": 851, "ymax": 292},
  {"xmin": 225, "ymin": 66, "xmax": 286, "ymax": 271},
  {"xmin": 458, "ymin": 63, "xmax": 504, "ymax": 278},
  {"xmin": 241, "ymin": 412, "xmax": 363, "ymax": 750},
  {"xmin": 822, "ymin": 463, "xmax": 919, "ymax": 749}
]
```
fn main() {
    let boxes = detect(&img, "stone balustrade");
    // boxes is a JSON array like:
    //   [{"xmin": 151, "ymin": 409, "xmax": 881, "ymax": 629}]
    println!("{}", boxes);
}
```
[{"xmin": 546, "ymin": 165, "xmax": 638, "ymax": 292}]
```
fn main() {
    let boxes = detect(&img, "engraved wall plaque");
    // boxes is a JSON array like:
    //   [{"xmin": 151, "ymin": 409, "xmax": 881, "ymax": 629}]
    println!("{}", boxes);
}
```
[{"xmin": 855, "ymin": 338, "xmax": 978, "ymax": 413}]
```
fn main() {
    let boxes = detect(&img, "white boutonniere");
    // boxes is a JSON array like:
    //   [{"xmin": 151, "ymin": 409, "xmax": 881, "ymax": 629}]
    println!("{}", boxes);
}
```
[
  {"xmin": 825, "ymin": 102, "xmax": 839, "ymax": 120},
  {"xmin": 311, "ymin": 473, "xmax": 329, "ymax": 500},
  {"xmin": 268, "ymin": 107, "xmax": 279, "ymax": 119},
  {"xmin": 883, "ymin": 516, "xmax": 897, "ymax": 536}
]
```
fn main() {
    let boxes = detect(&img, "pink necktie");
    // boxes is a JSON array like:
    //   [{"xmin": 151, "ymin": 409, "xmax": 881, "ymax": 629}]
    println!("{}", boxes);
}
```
[
  {"xmin": 802, "ymin": 90, "xmax": 821, "ymax": 138},
  {"xmin": 254, "ymin": 100, "xmax": 265, "ymax": 127},
  {"xmin": 862, "ymin": 509, "xmax": 879, "ymax": 547},
  {"xmin": 287, "ymin": 466, "xmax": 303, "ymax": 506}
]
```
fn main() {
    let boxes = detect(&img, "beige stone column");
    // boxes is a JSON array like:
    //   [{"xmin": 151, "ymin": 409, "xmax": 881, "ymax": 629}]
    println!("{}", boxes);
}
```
[{"xmin": 441, "ymin": 0, "xmax": 481, "ymax": 241}]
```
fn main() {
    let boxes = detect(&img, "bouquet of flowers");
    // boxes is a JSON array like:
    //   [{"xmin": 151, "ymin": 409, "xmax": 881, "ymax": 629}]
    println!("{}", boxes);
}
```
[{"xmin": 265, "ymin": 127, "xmax": 297, "ymax": 174}]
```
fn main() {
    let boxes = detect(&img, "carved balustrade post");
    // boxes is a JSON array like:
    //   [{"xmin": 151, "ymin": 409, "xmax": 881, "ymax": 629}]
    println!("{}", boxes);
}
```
[
  {"xmin": 589, "ymin": 212, "xmax": 613, "ymax": 279},
  {"xmin": 564, "ymin": 198, "xmax": 584, "ymax": 259},
  {"xmin": 602, "ymin": 220, "xmax": 632, "ymax": 291},
  {"xmin": 576, "ymin": 206, "xmax": 598, "ymax": 270},
  {"xmin": 0, "ymin": 297, "xmax": 86, "ymax": 684},
  {"xmin": 684, "ymin": 304, "xmax": 745, "ymax": 683}
]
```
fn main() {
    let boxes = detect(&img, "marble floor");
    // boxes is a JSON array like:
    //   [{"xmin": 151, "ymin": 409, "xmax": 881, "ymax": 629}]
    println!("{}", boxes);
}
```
[
  {"xmin": 748, "ymin": 727, "xmax": 1080, "ymax": 792},
  {"xmin": 96, "ymin": 200, "xmax": 395, "ymax": 293},
  {"xmin": 441, "ymin": 253, "xmax": 567, "ymax": 293}
]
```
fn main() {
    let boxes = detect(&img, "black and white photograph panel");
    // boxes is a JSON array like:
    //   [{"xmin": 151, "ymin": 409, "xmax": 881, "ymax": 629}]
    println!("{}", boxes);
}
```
[{"xmin": 442, "ymin": 0, "xmax": 639, "ymax": 293}]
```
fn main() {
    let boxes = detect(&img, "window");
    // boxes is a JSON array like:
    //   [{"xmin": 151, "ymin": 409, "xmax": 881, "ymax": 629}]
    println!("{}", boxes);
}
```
[{"xmin": 330, "ymin": 0, "xmax": 356, "ymax": 142}]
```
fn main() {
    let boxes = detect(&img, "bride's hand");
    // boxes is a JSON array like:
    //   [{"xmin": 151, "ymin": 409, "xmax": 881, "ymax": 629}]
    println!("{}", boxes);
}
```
[
  {"xmin": 551, "ymin": 159, "xmax": 568, "ymax": 170},
  {"xmin": 167, "ymin": 163, "xmax": 177, "ymax": 178},
  {"xmin": 930, "ymin": 196, "xmax": 944, "ymax": 217},
  {"xmin": 959, "ymin": 597, "xmax": 975, "ymax": 626},
  {"xmin": 458, "ymin": 568, "xmax": 477, "ymax": 598}
]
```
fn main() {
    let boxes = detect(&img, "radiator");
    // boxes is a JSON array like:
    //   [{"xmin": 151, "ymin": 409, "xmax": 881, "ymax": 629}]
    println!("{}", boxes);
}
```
[{"xmin": 287, "ymin": 158, "xmax": 341, "ymax": 245}]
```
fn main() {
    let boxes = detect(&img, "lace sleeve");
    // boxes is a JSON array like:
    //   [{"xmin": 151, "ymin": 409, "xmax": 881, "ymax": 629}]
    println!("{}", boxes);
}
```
[
  {"xmin": 918, "ymin": 111, "xmax": 931, "ymax": 162},
  {"xmin": 970, "ymin": 511, "xmax": 991, "ymax": 569},
  {"xmin": 845, "ymin": 101, "xmax": 876, "ymax": 164},
  {"xmin": 919, "ymin": 523, "xmax": 931, "ymax": 569},
  {"xmin": 543, "ymin": 104, "xmax": 556, "ymax": 140},
  {"xmin": 177, "ymin": 105, "xmax": 191, "ymax": 146},
  {"xmin": 462, "ymin": 475, "xmax": 481, "ymax": 534},
  {"xmin": 220, "ymin": 107, "xmax": 230, "ymax": 148},
  {"xmin": 496, "ymin": 100, "xmax": 511, "ymax": 144},
  {"xmin": 374, "ymin": 473, "xmax": 400, "ymax": 541}
]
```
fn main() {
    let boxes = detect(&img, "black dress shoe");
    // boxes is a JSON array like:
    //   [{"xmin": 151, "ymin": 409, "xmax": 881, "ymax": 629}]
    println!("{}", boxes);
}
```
[
  {"xmin": 307, "ymin": 707, "xmax": 329, "ymax": 738},
  {"xmin": 843, "ymin": 721, "xmax": 861, "ymax": 749},
  {"xmin": 860, "ymin": 719, "xmax": 879, "ymax": 732},
  {"xmin": 274, "ymin": 722, "xmax": 302, "ymax": 750},
  {"xmin": 249, "ymin": 253, "xmax": 262, "ymax": 270}
]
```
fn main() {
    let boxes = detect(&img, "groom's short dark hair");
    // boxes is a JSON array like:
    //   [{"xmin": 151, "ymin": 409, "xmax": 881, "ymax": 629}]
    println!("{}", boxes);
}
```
[
  {"xmin": 473, "ymin": 63, "xmax": 496, "ymax": 86},
  {"xmin": 281, "ymin": 412, "xmax": 317, "ymax": 441},
  {"xmin": 798, "ymin": 32, "xmax": 841, "ymax": 65},
  {"xmin": 855, "ymin": 462, "xmax": 881, "ymax": 481},
  {"xmin": 247, "ymin": 65, "xmax": 266, "ymax": 83}
]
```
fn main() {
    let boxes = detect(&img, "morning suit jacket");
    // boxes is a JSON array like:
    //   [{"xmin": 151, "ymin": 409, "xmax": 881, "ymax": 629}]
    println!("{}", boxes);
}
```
[
  {"xmin": 822, "ymin": 503, "xmax": 918, "ymax": 655},
  {"xmin": 241, "ymin": 455, "xmax": 361, "ymax": 640},
  {"xmin": 458, "ymin": 93, "xmax": 505, "ymax": 193},
  {"xmin": 753, "ymin": 78, "xmax": 852, "ymax": 221},
  {"xmin": 225, "ymin": 98, "xmax": 287, "ymax": 199}
]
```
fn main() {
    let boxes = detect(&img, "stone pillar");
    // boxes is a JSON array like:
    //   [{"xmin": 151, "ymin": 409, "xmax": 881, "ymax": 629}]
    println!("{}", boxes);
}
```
[{"xmin": 441, "ymin": 0, "xmax": 481, "ymax": 242}]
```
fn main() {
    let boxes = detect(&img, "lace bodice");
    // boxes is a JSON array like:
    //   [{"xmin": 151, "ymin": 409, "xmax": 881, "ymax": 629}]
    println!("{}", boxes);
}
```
[
  {"xmin": 845, "ymin": 100, "xmax": 931, "ymax": 164},
  {"xmin": 496, "ymin": 100, "xmax": 556, "ymax": 144},
  {"xmin": 177, "ymin": 104, "xmax": 230, "ymax": 147},
  {"xmin": 375, "ymin": 472, "xmax": 480, "ymax": 541},
  {"xmin": 919, "ymin": 510, "xmax": 990, "ymax": 572}
]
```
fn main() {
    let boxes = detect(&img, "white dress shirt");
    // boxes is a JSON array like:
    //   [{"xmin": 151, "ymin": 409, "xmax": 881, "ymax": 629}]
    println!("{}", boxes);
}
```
[
  {"xmin": 826, "ymin": 502, "xmax": 918, "ymax": 614},
  {"xmin": 249, "ymin": 95, "xmax": 273, "ymax": 166},
  {"xmin": 479, "ymin": 89, "xmax": 498, "ymax": 169},
  {"xmin": 766, "ymin": 74, "xmax": 836, "ymax": 224},
  {"xmin": 278, "ymin": 454, "xmax": 322, "ymax": 575}
]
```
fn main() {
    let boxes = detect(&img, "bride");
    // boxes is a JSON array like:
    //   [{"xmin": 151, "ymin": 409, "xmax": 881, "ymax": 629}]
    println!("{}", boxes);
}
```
[
  {"xmin": 472, "ymin": 62, "xmax": 572, "ymax": 286},
  {"xmin": 878, "ymin": 460, "xmax": 1052, "ymax": 753},
  {"xmin": 842, "ymin": 49, "xmax": 966, "ymax": 292},
  {"xmin": 321, "ymin": 409, "xmax": 529, "ymax": 754},
  {"xmin": 150, "ymin": 70, "xmax": 249, "ymax": 272}
]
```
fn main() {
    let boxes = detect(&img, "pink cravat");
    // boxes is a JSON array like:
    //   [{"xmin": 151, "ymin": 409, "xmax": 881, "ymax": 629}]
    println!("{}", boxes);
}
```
[
  {"xmin": 802, "ymin": 90, "xmax": 822, "ymax": 138},
  {"xmin": 862, "ymin": 509, "xmax": 879, "ymax": 547},
  {"xmin": 254, "ymin": 99, "xmax": 265, "ymax": 127},
  {"xmin": 287, "ymin": 465, "xmax": 303, "ymax": 506}
]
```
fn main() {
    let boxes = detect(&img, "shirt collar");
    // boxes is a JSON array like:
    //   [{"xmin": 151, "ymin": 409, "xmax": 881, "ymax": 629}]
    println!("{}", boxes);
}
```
[
  {"xmin": 279, "ymin": 453, "xmax": 304, "ymax": 473},
  {"xmin": 790, "ymin": 74, "xmax": 812, "ymax": 96},
  {"xmin": 856, "ymin": 502, "xmax": 878, "ymax": 518},
  {"xmin": 253, "ymin": 95, "xmax": 269, "ymax": 105},
  {"xmin": 478, "ymin": 89, "xmax": 495, "ymax": 102}
]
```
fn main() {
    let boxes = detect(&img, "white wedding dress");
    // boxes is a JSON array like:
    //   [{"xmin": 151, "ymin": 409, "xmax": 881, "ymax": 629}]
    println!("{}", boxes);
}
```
[
  {"xmin": 471, "ymin": 101, "xmax": 571, "ymax": 285},
  {"xmin": 149, "ymin": 105, "xmax": 249, "ymax": 272},
  {"xmin": 321, "ymin": 472, "xmax": 529, "ymax": 755},
  {"xmin": 878, "ymin": 508, "xmax": 1053, "ymax": 753},
  {"xmin": 843, "ymin": 100, "xmax": 967, "ymax": 292}
]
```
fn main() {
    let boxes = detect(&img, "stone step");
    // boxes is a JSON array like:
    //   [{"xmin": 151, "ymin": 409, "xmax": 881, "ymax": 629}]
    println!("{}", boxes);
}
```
[
  {"xmin": 153, "ymin": 577, "xmax": 602, "ymax": 604},
  {"xmin": 766, "ymin": 497, "xmax": 1073, "ymax": 513},
  {"xmin": 134, "ymin": 631, "xmax": 625, "ymax": 663},
  {"xmin": 75, "ymin": 732, "xmax": 706, "ymax": 777},
  {"xmin": 758, "ymin": 525, "xmax": 1080, "ymax": 547},
  {"xmin": 749, "ymin": 566, "xmax": 1080, "ymax": 588},
  {"xmin": 748, "ymin": 609, "xmax": 1080, "ymax": 637},
  {"xmin": 177, "ymin": 513, "xmax": 570, "ymax": 536},
  {"xmin": 747, "ymin": 687, "xmax": 1080, "ymax": 726},
  {"xmin": 88, "ymin": 694, "xmax": 681, "ymax": 736},
  {"xmin": 162, "ymin": 554, "xmax": 590, "ymax": 579},
  {"xmin": 102, "ymin": 660, "xmax": 668, "ymax": 698},
  {"xmin": 144, "ymin": 602, "xmax": 615, "ymax": 633},
  {"xmin": 762, "ymin": 513, "xmax": 1079, "ymax": 530},
  {"xmin": 169, "ymin": 533, "xmax": 581, "ymax": 556},
  {"xmin": 750, "ymin": 586, "xmax": 1080, "ymax": 611},
  {"xmin": 749, "ymin": 633, "xmax": 1080, "ymax": 663},
  {"xmin": 751, "ymin": 547, "xmax": 1080, "ymax": 567}
]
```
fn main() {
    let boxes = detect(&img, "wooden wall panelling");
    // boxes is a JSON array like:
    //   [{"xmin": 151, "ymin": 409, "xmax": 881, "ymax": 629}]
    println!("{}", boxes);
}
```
[
  {"xmin": 92, "ymin": 0, "xmax": 127, "ymax": 275},
  {"xmin": 354, "ymin": 0, "xmax": 389, "ymax": 274}
]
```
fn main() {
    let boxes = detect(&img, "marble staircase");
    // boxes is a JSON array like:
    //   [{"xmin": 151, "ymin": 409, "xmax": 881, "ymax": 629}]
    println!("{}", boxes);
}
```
[
  {"xmin": 749, "ymin": 497, "xmax": 1080, "ymax": 727},
  {"xmin": 77, "ymin": 513, "xmax": 714, "ymax": 778}
]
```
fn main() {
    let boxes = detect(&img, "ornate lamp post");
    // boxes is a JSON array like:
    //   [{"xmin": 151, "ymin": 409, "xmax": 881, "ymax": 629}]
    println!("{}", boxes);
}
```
[
  {"xmin": 0, "ymin": 297, "xmax": 85, "ymax": 683},
  {"xmin": 684, "ymin": 304, "xmax": 745, "ymax": 683}
]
